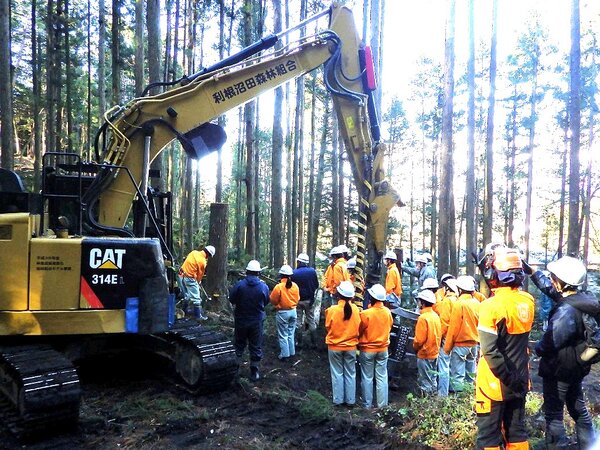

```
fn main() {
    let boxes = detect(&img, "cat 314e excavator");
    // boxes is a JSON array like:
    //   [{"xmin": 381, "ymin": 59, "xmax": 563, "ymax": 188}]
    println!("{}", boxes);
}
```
[{"xmin": 0, "ymin": 2, "xmax": 402, "ymax": 436}]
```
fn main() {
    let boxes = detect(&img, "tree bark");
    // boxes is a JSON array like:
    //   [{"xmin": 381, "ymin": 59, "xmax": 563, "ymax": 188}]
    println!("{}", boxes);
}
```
[
  {"xmin": 0, "ymin": 0, "xmax": 15, "ymax": 170},
  {"xmin": 483, "ymin": 0, "xmax": 498, "ymax": 249},
  {"xmin": 98, "ymin": 0, "xmax": 106, "ymax": 119},
  {"xmin": 567, "ymin": 0, "xmax": 581, "ymax": 255},
  {"xmin": 111, "ymin": 0, "xmax": 121, "ymax": 105},
  {"xmin": 465, "ymin": 0, "xmax": 476, "ymax": 274},
  {"xmin": 33, "ymin": 0, "xmax": 42, "ymax": 185},
  {"xmin": 205, "ymin": 203, "xmax": 229, "ymax": 310},
  {"xmin": 438, "ymin": 0, "xmax": 457, "ymax": 276},
  {"xmin": 134, "ymin": 0, "xmax": 144, "ymax": 96}
]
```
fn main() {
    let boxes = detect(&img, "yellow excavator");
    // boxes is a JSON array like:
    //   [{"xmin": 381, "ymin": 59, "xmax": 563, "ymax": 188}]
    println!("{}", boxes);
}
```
[{"xmin": 0, "ymin": 3, "xmax": 401, "ymax": 436}]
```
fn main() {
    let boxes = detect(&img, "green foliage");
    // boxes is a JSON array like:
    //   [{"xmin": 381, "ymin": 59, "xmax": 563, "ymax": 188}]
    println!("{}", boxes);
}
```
[
  {"xmin": 382, "ymin": 390, "xmax": 477, "ymax": 449},
  {"xmin": 298, "ymin": 390, "xmax": 333, "ymax": 422}
]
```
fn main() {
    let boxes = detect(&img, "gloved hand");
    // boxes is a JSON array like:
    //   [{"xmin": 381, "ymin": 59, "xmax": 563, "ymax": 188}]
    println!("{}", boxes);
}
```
[{"xmin": 521, "ymin": 259, "xmax": 533, "ymax": 275}]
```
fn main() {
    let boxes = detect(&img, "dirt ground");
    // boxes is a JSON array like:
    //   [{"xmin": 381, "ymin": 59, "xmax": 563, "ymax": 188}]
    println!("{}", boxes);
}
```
[{"xmin": 1, "ymin": 313, "xmax": 599, "ymax": 450}]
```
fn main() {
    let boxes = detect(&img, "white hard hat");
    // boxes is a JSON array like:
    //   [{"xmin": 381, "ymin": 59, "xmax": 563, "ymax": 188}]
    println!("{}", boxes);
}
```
[
  {"xmin": 421, "ymin": 278, "xmax": 439, "ymax": 290},
  {"xmin": 444, "ymin": 278, "xmax": 459, "ymax": 294},
  {"xmin": 279, "ymin": 264, "xmax": 294, "ymax": 276},
  {"xmin": 417, "ymin": 289, "xmax": 436, "ymax": 304},
  {"xmin": 205, "ymin": 245, "xmax": 216, "ymax": 257},
  {"xmin": 384, "ymin": 250, "xmax": 397, "ymax": 261},
  {"xmin": 338, "ymin": 244, "xmax": 350, "ymax": 254},
  {"xmin": 547, "ymin": 256, "xmax": 587, "ymax": 287},
  {"xmin": 336, "ymin": 280, "xmax": 355, "ymax": 298},
  {"xmin": 297, "ymin": 253, "xmax": 310, "ymax": 264},
  {"xmin": 246, "ymin": 260, "xmax": 262, "ymax": 272},
  {"xmin": 456, "ymin": 275, "xmax": 476, "ymax": 292},
  {"xmin": 414, "ymin": 254, "xmax": 427, "ymax": 264},
  {"xmin": 423, "ymin": 252, "xmax": 433, "ymax": 262},
  {"xmin": 346, "ymin": 257, "xmax": 357, "ymax": 269},
  {"xmin": 440, "ymin": 273, "xmax": 455, "ymax": 284},
  {"xmin": 367, "ymin": 284, "xmax": 386, "ymax": 301},
  {"xmin": 330, "ymin": 246, "xmax": 341, "ymax": 256}
]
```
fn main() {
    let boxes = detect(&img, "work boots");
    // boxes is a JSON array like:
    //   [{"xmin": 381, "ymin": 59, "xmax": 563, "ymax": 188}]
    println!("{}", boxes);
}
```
[{"xmin": 193, "ymin": 305, "xmax": 208, "ymax": 321}]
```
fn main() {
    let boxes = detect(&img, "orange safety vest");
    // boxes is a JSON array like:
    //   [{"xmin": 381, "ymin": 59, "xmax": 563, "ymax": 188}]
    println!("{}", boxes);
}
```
[
  {"xmin": 444, "ymin": 293, "xmax": 480, "ymax": 354},
  {"xmin": 433, "ymin": 290, "xmax": 457, "ymax": 338},
  {"xmin": 358, "ymin": 302, "xmax": 393, "ymax": 353},
  {"xmin": 413, "ymin": 306, "xmax": 442, "ymax": 359},
  {"xmin": 325, "ymin": 300, "xmax": 361, "ymax": 351},
  {"xmin": 385, "ymin": 263, "xmax": 402, "ymax": 296},
  {"xmin": 180, "ymin": 249, "xmax": 208, "ymax": 283},
  {"xmin": 270, "ymin": 278, "xmax": 300, "ymax": 310}
]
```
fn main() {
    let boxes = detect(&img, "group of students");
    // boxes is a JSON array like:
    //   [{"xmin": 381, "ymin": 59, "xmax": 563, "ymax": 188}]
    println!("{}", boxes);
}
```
[{"xmin": 181, "ymin": 242, "xmax": 598, "ymax": 449}]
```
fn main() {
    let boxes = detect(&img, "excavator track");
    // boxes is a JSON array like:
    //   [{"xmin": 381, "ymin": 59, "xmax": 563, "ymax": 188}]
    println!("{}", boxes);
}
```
[
  {"xmin": 0, "ymin": 345, "xmax": 80, "ymax": 438},
  {"xmin": 161, "ymin": 320, "xmax": 239, "ymax": 393}
]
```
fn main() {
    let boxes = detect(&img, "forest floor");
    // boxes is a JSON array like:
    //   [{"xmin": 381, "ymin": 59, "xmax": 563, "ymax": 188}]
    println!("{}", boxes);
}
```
[{"xmin": 1, "ymin": 311, "xmax": 599, "ymax": 450}]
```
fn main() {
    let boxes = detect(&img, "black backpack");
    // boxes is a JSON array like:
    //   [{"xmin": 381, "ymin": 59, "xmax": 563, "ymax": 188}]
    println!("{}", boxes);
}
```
[{"xmin": 574, "ymin": 294, "xmax": 600, "ymax": 366}]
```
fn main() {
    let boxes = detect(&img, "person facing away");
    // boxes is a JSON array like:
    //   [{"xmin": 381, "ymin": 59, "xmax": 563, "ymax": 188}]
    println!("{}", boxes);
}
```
[
  {"xmin": 179, "ymin": 244, "xmax": 215, "ymax": 320},
  {"xmin": 433, "ymin": 276, "xmax": 458, "ymax": 397},
  {"xmin": 358, "ymin": 284, "xmax": 393, "ymax": 408},
  {"xmin": 323, "ymin": 247, "xmax": 337, "ymax": 306},
  {"xmin": 532, "ymin": 256, "xmax": 597, "ymax": 449},
  {"xmin": 475, "ymin": 246, "xmax": 534, "ymax": 450},
  {"xmin": 444, "ymin": 275, "xmax": 480, "ymax": 392},
  {"xmin": 384, "ymin": 250, "xmax": 403, "ymax": 299},
  {"xmin": 270, "ymin": 265, "xmax": 300, "ymax": 361},
  {"xmin": 330, "ymin": 247, "xmax": 350, "ymax": 293},
  {"xmin": 325, "ymin": 280, "xmax": 361, "ymax": 407},
  {"xmin": 229, "ymin": 259, "xmax": 270, "ymax": 381},
  {"xmin": 413, "ymin": 289, "xmax": 442, "ymax": 396},
  {"xmin": 292, "ymin": 253, "xmax": 320, "ymax": 348}
]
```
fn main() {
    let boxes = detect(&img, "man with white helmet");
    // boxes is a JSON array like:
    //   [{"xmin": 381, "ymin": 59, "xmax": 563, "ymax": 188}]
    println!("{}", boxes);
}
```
[
  {"xmin": 413, "ymin": 290, "xmax": 442, "ymax": 395},
  {"xmin": 384, "ymin": 250, "xmax": 402, "ymax": 305},
  {"xmin": 433, "ymin": 276, "xmax": 458, "ymax": 396},
  {"xmin": 178, "ymin": 244, "xmax": 216, "ymax": 321},
  {"xmin": 322, "ymin": 247, "xmax": 338, "ymax": 307},
  {"xmin": 444, "ymin": 275, "xmax": 480, "ymax": 392},
  {"xmin": 358, "ymin": 284, "xmax": 393, "ymax": 408},
  {"xmin": 293, "ymin": 253, "xmax": 319, "ymax": 348},
  {"xmin": 530, "ymin": 256, "xmax": 597, "ymax": 449},
  {"xmin": 330, "ymin": 245, "xmax": 350, "ymax": 299},
  {"xmin": 475, "ymin": 246, "xmax": 534, "ymax": 450},
  {"xmin": 229, "ymin": 260, "xmax": 270, "ymax": 381},
  {"xmin": 402, "ymin": 253, "xmax": 437, "ymax": 288}
]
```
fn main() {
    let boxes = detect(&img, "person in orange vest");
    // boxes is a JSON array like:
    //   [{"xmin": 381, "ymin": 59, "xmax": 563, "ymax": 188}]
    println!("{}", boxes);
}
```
[
  {"xmin": 475, "ymin": 247, "xmax": 534, "ymax": 450},
  {"xmin": 325, "ymin": 280, "xmax": 361, "ymax": 407},
  {"xmin": 330, "ymin": 246, "xmax": 350, "ymax": 292},
  {"xmin": 413, "ymin": 289, "xmax": 442, "ymax": 395},
  {"xmin": 270, "ymin": 265, "xmax": 300, "ymax": 361},
  {"xmin": 347, "ymin": 257, "xmax": 366, "ymax": 310},
  {"xmin": 384, "ymin": 250, "xmax": 402, "ymax": 304},
  {"xmin": 322, "ymin": 247, "xmax": 337, "ymax": 307},
  {"xmin": 434, "ymin": 276, "xmax": 458, "ymax": 396},
  {"xmin": 178, "ymin": 244, "xmax": 215, "ymax": 320},
  {"xmin": 444, "ymin": 275, "xmax": 480, "ymax": 392},
  {"xmin": 358, "ymin": 284, "xmax": 393, "ymax": 408}
]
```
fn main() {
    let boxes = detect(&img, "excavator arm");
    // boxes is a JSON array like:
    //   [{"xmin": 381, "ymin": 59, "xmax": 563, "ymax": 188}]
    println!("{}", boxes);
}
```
[{"xmin": 89, "ymin": 3, "xmax": 401, "ymax": 296}]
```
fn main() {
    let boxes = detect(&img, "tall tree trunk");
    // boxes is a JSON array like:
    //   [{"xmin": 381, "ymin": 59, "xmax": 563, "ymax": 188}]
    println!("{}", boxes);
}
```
[
  {"xmin": 465, "ymin": 0, "xmax": 476, "ymax": 274},
  {"xmin": 147, "ymin": 0, "xmax": 164, "ymax": 192},
  {"xmin": 205, "ymin": 203, "xmax": 229, "ymax": 310},
  {"xmin": 567, "ymin": 0, "xmax": 581, "ymax": 255},
  {"xmin": 0, "ymin": 0, "xmax": 15, "ymax": 170},
  {"xmin": 234, "ymin": 107, "xmax": 244, "ymax": 260},
  {"xmin": 331, "ymin": 116, "xmax": 340, "ymax": 245},
  {"xmin": 309, "ymin": 101, "xmax": 331, "ymax": 263},
  {"xmin": 524, "ymin": 54, "xmax": 539, "ymax": 263},
  {"xmin": 369, "ymin": 0, "xmax": 383, "ymax": 120},
  {"xmin": 438, "ymin": 0, "xmax": 457, "ymax": 276},
  {"xmin": 430, "ymin": 142, "xmax": 438, "ymax": 256},
  {"xmin": 215, "ymin": 0, "xmax": 228, "ymax": 202},
  {"xmin": 111, "ymin": 0, "xmax": 121, "ymax": 105},
  {"xmin": 86, "ymin": 0, "xmax": 92, "ymax": 160},
  {"xmin": 98, "ymin": 0, "xmax": 106, "ymax": 119},
  {"xmin": 270, "ymin": 0, "xmax": 284, "ymax": 267},
  {"xmin": 134, "ymin": 0, "xmax": 144, "ymax": 96},
  {"xmin": 46, "ymin": 0, "xmax": 58, "ymax": 154},
  {"xmin": 557, "ymin": 117, "xmax": 569, "ymax": 258},
  {"xmin": 483, "ymin": 0, "xmax": 498, "ymax": 250},
  {"xmin": 64, "ymin": 0, "xmax": 73, "ymax": 153},
  {"xmin": 33, "ymin": 0, "xmax": 42, "ymax": 185}
]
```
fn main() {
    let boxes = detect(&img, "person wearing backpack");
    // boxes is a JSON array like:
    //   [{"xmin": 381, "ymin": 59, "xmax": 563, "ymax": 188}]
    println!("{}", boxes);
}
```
[{"xmin": 532, "ymin": 256, "xmax": 599, "ymax": 449}]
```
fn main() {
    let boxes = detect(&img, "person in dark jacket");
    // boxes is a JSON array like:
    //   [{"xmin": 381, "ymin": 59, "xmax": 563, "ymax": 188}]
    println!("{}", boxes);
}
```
[
  {"xmin": 293, "ymin": 253, "xmax": 319, "ymax": 348},
  {"xmin": 229, "ymin": 259, "xmax": 270, "ymax": 381},
  {"xmin": 531, "ymin": 256, "xmax": 598, "ymax": 449}
]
